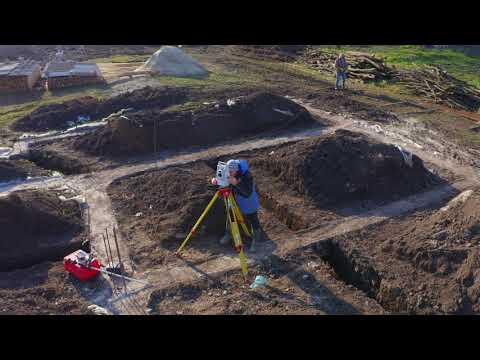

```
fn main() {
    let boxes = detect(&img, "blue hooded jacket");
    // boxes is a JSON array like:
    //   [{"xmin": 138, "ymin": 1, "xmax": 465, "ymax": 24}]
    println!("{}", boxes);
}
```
[{"xmin": 232, "ymin": 159, "xmax": 260, "ymax": 215}]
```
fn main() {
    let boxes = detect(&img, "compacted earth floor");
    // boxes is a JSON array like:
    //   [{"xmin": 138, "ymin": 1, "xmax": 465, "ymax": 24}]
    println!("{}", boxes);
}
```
[
  {"xmin": 0, "ymin": 262, "xmax": 92, "ymax": 315},
  {"xmin": 147, "ymin": 246, "xmax": 385, "ymax": 315}
]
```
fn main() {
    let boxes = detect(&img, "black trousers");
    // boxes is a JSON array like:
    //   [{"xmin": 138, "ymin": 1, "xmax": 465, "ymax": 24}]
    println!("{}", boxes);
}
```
[{"xmin": 244, "ymin": 212, "xmax": 260, "ymax": 231}]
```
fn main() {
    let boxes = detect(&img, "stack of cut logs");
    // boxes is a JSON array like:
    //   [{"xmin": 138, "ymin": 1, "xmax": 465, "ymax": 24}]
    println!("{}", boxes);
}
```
[
  {"xmin": 395, "ymin": 66, "xmax": 480, "ymax": 112},
  {"xmin": 303, "ymin": 49, "xmax": 480, "ymax": 112},
  {"xmin": 302, "ymin": 49, "xmax": 394, "ymax": 82}
]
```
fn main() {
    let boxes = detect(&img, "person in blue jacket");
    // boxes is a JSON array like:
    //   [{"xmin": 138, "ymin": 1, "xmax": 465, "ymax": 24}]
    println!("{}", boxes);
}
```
[{"xmin": 212, "ymin": 159, "xmax": 264, "ymax": 253}]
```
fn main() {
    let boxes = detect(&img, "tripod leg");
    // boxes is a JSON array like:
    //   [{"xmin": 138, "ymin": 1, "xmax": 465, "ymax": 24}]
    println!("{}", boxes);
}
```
[
  {"xmin": 230, "ymin": 194, "xmax": 252, "ymax": 238},
  {"xmin": 227, "ymin": 195, "xmax": 249, "ymax": 279},
  {"xmin": 176, "ymin": 190, "xmax": 220, "ymax": 254}
]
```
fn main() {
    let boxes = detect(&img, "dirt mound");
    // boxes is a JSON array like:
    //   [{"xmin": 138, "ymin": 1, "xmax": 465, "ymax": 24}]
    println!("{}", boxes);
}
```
[
  {"xmin": 395, "ymin": 190, "xmax": 480, "ymax": 277},
  {"xmin": 74, "ymin": 92, "xmax": 315, "ymax": 157},
  {"xmin": 136, "ymin": 46, "xmax": 208, "ymax": 77},
  {"xmin": 0, "ymin": 190, "xmax": 85, "ymax": 271},
  {"xmin": 0, "ymin": 262, "xmax": 91, "ymax": 315},
  {"xmin": 12, "ymin": 96, "xmax": 101, "ymax": 132},
  {"xmin": 316, "ymin": 189, "xmax": 480, "ymax": 314},
  {"xmin": 0, "ymin": 159, "xmax": 49, "ymax": 182},
  {"xmin": 11, "ymin": 86, "xmax": 188, "ymax": 133},
  {"xmin": 251, "ymin": 129, "xmax": 437, "ymax": 207},
  {"xmin": 107, "ymin": 162, "xmax": 227, "ymax": 269}
]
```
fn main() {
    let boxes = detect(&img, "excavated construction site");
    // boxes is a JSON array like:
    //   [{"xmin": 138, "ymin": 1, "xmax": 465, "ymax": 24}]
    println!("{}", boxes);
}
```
[
  {"xmin": 2, "ymin": 56, "xmax": 480, "ymax": 314},
  {"xmin": 22, "ymin": 89, "xmax": 320, "ymax": 174},
  {"xmin": 107, "ymin": 129, "xmax": 442, "ymax": 270}
]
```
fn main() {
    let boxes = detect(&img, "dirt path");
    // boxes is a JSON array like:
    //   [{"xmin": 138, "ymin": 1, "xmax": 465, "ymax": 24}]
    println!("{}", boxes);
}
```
[{"xmin": 3, "ymin": 97, "xmax": 480, "ymax": 314}]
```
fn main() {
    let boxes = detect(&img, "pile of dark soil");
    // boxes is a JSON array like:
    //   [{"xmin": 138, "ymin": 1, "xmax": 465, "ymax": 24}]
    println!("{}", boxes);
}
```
[
  {"xmin": 315, "ymin": 189, "xmax": 480, "ymax": 314},
  {"xmin": 251, "ymin": 129, "xmax": 438, "ymax": 207},
  {"xmin": 108, "ymin": 162, "xmax": 227, "ymax": 269},
  {"xmin": 305, "ymin": 91, "xmax": 399, "ymax": 123},
  {"xmin": 0, "ymin": 159, "xmax": 50, "ymax": 182},
  {"xmin": 0, "ymin": 262, "xmax": 91, "ymax": 315},
  {"xmin": 11, "ymin": 86, "xmax": 188, "ymax": 133},
  {"xmin": 12, "ymin": 96, "xmax": 101, "ymax": 132},
  {"xmin": 0, "ymin": 190, "xmax": 85, "ymax": 271},
  {"xmin": 74, "ymin": 92, "xmax": 315, "ymax": 157}
]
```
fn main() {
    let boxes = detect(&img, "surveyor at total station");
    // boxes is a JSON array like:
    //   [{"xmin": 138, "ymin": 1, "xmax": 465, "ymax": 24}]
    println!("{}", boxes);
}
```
[
  {"xmin": 211, "ymin": 159, "xmax": 264, "ymax": 253},
  {"xmin": 335, "ymin": 53, "xmax": 348, "ymax": 90}
]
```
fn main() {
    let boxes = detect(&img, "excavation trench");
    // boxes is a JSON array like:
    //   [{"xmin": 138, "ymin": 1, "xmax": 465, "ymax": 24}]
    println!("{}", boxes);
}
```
[
  {"xmin": 312, "ymin": 235, "xmax": 451, "ymax": 314},
  {"xmin": 313, "ymin": 239, "xmax": 383, "ymax": 300},
  {"xmin": 27, "ymin": 148, "xmax": 92, "ymax": 175}
]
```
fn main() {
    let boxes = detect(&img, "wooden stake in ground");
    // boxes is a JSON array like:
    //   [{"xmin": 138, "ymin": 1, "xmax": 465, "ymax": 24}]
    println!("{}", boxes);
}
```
[
  {"xmin": 105, "ymin": 228, "xmax": 115, "ymax": 269},
  {"xmin": 112, "ymin": 226, "xmax": 128, "ymax": 293},
  {"xmin": 102, "ymin": 234, "xmax": 112, "ymax": 268}
]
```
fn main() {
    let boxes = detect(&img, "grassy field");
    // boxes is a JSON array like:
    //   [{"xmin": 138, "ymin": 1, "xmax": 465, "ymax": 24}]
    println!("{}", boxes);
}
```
[
  {"xmin": 90, "ymin": 54, "xmax": 151, "ymax": 64},
  {"xmin": 317, "ymin": 45, "xmax": 480, "ymax": 89}
]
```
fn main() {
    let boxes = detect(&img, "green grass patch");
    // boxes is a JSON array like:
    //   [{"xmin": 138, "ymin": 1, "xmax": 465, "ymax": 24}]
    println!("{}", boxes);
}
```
[
  {"xmin": 89, "ymin": 54, "xmax": 150, "ymax": 63},
  {"xmin": 317, "ymin": 45, "xmax": 480, "ymax": 89},
  {"xmin": 152, "ymin": 66, "xmax": 264, "ymax": 89}
]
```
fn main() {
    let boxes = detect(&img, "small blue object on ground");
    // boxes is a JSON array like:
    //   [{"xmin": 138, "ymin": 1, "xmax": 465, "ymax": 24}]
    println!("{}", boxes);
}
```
[{"xmin": 250, "ymin": 275, "xmax": 267, "ymax": 289}]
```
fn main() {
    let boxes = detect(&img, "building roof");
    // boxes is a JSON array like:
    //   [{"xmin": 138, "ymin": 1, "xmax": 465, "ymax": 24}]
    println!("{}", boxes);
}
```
[
  {"xmin": 0, "ymin": 60, "xmax": 41, "ymax": 76},
  {"xmin": 43, "ymin": 61, "xmax": 102, "ymax": 78}
]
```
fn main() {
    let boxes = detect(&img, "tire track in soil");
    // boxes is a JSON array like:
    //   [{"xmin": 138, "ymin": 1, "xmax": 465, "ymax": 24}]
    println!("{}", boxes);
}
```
[{"xmin": 3, "ymin": 98, "xmax": 480, "ymax": 314}]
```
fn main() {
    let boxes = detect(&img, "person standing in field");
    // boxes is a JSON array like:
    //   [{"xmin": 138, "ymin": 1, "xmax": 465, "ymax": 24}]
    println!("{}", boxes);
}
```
[{"xmin": 335, "ymin": 53, "xmax": 348, "ymax": 90}]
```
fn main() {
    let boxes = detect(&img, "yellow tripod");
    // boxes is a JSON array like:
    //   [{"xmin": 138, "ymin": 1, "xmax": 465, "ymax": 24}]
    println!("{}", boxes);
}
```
[{"xmin": 176, "ymin": 187, "xmax": 252, "ymax": 279}]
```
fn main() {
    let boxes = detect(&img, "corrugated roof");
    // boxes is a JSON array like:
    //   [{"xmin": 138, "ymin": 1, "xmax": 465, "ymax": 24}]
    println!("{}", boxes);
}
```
[
  {"xmin": 0, "ymin": 61, "xmax": 40, "ymax": 76},
  {"xmin": 43, "ymin": 61, "xmax": 102, "ymax": 78}
]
